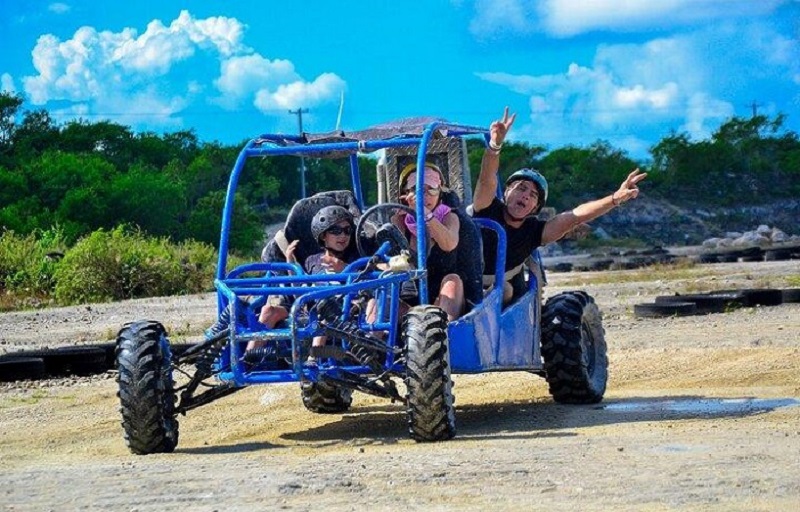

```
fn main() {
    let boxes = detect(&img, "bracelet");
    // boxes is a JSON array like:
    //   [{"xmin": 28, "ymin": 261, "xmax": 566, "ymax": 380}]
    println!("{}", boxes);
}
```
[
  {"xmin": 425, "ymin": 212, "xmax": 435, "ymax": 222},
  {"xmin": 611, "ymin": 193, "xmax": 621, "ymax": 206},
  {"xmin": 488, "ymin": 140, "xmax": 503, "ymax": 153}
]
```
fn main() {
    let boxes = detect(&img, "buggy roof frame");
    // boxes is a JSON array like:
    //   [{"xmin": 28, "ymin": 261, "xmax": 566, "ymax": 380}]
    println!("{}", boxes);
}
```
[{"xmin": 218, "ymin": 119, "xmax": 490, "ymax": 303}]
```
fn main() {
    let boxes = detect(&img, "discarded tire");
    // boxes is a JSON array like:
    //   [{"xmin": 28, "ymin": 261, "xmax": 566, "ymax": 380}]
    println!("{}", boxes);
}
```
[
  {"xmin": 0, "ymin": 357, "xmax": 47, "ymax": 382},
  {"xmin": 548, "ymin": 262, "xmax": 573, "ymax": 273},
  {"xmin": 634, "ymin": 302, "xmax": 697, "ymax": 318},
  {"xmin": 781, "ymin": 288, "xmax": 800, "ymax": 303},
  {"xmin": 655, "ymin": 293, "xmax": 747, "ymax": 314},
  {"xmin": 764, "ymin": 249, "xmax": 792, "ymax": 261},
  {"xmin": 716, "ymin": 288, "xmax": 783, "ymax": 307},
  {"xmin": 44, "ymin": 346, "xmax": 108, "ymax": 376},
  {"xmin": 716, "ymin": 253, "xmax": 739, "ymax": 263},
  {"xmin": 736, "ymin": 288, "xmax": 783, "ymax": 307},
  {"xmin": 697, "ymin": 253, "xmax": 720, "ymax": 264},
  {"xmin": 0, "ymin": 345, "xmax": 111, "ymax": 378}
]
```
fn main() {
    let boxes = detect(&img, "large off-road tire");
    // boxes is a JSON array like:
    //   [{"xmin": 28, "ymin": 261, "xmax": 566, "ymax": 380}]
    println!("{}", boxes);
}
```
[
  {"xmin": 541, "ymin": 291, "xmax": 608, "ymax": 404},
  {"xmin": 116, "ymin": 321, "xmax": 179, "ymax": 455},
  {"xmin": 403, "ymin": 305, "xmax": 456, "ymax": 442},
  {"xmin": 301, "ymin": 380, "xmax": 353, "ymax": 413}
]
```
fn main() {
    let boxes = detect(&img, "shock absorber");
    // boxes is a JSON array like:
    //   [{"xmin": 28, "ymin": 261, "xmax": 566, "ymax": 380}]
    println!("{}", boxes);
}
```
[
  {"xmin": 322, "ymin": 318, "xmax": 386, "ymax": 373},
  {"xmin": 194, "ymin": 333, "xmax": 227, "ymax": 377}
]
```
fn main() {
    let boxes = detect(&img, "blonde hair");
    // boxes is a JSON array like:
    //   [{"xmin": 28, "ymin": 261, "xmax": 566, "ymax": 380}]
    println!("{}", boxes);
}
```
[{"xmin": 398, "ymin": 161, "xmax": 447, "ymax": 191}]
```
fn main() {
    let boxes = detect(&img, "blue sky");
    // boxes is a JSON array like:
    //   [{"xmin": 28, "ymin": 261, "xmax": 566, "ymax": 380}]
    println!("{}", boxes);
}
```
[{"xmin": 1, "ymin": 0, "xmax": 798, "ymax": 159}]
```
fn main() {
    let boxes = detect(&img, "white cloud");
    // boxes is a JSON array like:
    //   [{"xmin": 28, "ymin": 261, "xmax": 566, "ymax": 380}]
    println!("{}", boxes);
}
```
[
  {"xmin": 254, "ymin": 73, "xmax": 346, "ymax": 111},
  {"xmin": 614, "ymin": 83, "xmax": 679, "ymax": 110},
  {"xmin": 683, "ymin": 93, "xmax": 734, "ymax": 138},
  {"xmin": 540, "ymin": 0, "xmax": 788, "ymax": 37},
  {"xmin": 213, "ymin": 55, "xmax": 300, "ymax": 109},
  {"xmin": 48, "ymin": 3, "xmax": 70, "ymax": 14},
  {"xmin": 112, "ymin": 10, "xmax": 246, "ymax": 75},
  {"xmin": 19, "ymin": 10, "xmax": 346, "ymax": 131},
  {"xmin": 23, "ymin": 11, "xmax": 248, "ymax": 105},
  {"xmin": 469, "ymin": 0, "xmax": 537, "ymax": 38},
  {"xmin": 476, "ymin": 31, "xmax": 743, "ymax": 155},
  {"xmin": 1, "ymin": 73, "xmax": 15, "ymax": 93},
  {"xmin": 469, "ymin": 0, "xmax": 790, "ymax": 37},
  {"xmin": 213, "ymin": 54, "xmax": 346, "ymax": 113}
]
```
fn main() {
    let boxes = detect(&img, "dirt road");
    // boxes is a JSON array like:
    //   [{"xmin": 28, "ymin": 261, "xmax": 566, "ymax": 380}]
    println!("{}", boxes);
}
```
[{"xmin": 1, "ymin": 260, "xmax": 799, "ymax": 511}]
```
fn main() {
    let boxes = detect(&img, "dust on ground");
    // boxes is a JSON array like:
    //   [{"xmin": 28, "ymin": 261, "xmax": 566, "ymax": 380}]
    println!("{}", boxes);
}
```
[{"xmin": 1, "ymin": 260, "xmax": 799, "ymax": 511}]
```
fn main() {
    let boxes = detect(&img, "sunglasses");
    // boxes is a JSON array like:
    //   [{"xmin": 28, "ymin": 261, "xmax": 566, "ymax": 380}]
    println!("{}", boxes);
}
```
[
  {"xmin": 326, "ymin": 225, "xmax": 352, "ymax": 236},
  {"xmin": 405, "ymin": 185, "xmax": 441, "ymax": 197}
]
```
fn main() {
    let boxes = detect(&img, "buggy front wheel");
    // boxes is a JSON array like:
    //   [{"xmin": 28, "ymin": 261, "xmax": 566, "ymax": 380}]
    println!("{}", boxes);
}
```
[
  {"xmin": 403, "ymin": 305, "xmax": 456, "ymax": 442},
  {"xmin": 116, "ymin": 321, "xmax": 179, "ymax": 454}
]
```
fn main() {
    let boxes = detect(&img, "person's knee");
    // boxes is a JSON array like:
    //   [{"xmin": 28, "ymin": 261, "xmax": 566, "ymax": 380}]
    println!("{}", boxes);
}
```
[
  {"xmin": 502, "ymin": 281, "xmax": 513, "ymax": 305},
  {"xmin": 437, "ymin": 274, "xmax": 465, "ymax": 319},
  {"xmin": 440, "ymin": 273, "xmax": 464, "ymax": 296},
  {"xmin": 259, "ymin": 305, "xmax": 288, "ymax": 327}
]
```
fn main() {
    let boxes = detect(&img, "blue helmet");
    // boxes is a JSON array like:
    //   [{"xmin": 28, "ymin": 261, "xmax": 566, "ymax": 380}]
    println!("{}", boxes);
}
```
[{"xmin": 505, "ymin": 168, "xmax": 548, "ymax": 212}]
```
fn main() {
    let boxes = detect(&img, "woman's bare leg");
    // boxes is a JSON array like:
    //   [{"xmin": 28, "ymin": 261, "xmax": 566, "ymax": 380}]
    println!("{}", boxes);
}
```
[{"xmin": 435, "ymin": 273, "xmax": 464, "ymax": 321}]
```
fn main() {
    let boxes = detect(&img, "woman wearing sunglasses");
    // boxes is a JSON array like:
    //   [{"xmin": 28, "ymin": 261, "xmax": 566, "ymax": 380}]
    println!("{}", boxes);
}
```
[{"xmin": 393, "ymin": 162, "xmax": 465, "ymax": 321}]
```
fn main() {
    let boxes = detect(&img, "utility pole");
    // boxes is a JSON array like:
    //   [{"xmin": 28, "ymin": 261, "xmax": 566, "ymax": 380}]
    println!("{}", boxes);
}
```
[
  {"xmin": 289, "ymin": 108, "xmax": 309, "ymax": 198},
  {"xmin": 747, "ymin": 100, "xmax": 761, "ymax": 118}
]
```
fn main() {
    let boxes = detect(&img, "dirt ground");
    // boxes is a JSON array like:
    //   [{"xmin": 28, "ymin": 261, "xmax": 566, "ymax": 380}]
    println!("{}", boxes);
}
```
[{"xmin": 1, "ymin": 259, "xmax": 799, "ymax": 511}]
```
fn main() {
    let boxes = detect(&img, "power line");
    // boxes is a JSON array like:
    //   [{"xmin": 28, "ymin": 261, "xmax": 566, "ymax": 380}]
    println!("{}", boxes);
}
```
[{"xmin": 288, "ymin": 107, "xmax": 309, "ymax": 198}]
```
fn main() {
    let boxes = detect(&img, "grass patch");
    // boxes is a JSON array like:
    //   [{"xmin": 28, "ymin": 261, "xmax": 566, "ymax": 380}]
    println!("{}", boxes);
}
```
[
  {"xmin": 0, "ymin": 389, "xmax": 51, "ymax": 408},
  {"xmin": 553, "ymin": 261, "xmax": 708, "ymax": 287}
]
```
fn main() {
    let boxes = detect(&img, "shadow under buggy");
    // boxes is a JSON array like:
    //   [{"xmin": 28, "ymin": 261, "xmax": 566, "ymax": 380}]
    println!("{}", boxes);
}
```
[{"xmin": 116, "ymin": 119, "xmax": 608, "ymax": 455}]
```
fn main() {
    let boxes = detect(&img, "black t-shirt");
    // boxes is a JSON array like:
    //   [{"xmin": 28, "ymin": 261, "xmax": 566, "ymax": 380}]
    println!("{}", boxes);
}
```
[
  {"xmin": 473, "ymin": 197, "xmax": 546, "ymax": 274},
  {"xmin": 401, "ymin": 222, "xmax": 458, "ymax": 301}
]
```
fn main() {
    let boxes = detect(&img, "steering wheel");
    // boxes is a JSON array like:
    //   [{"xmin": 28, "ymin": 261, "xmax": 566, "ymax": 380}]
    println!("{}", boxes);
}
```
[{"xmin": 355, "ymin": 202, "xmax": 414, "ymax": 257}]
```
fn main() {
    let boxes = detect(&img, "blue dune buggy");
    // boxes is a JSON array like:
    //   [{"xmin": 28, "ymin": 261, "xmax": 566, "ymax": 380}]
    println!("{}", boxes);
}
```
[{"xmin": 115, "ymin": 119, "xmax": 608, "ymax": 454}]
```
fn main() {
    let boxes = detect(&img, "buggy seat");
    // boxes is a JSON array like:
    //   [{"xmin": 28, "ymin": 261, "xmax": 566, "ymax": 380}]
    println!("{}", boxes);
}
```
[{"xmin": 261, "ymin": 190, "xmax": 361, "ymax": 268}]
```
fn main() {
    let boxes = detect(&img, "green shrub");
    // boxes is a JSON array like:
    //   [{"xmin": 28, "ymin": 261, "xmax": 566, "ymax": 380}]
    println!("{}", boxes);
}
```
[
  {"xmin": 0, "ymin": 227, "xmax": 67, "ymax": 296},
  {"xmin": 54, "ymin": 226, "xmax": 217, "ymax": 305},
  {"xmin": 174, "ymin": 239, "xmax": 218, "ymax": 293}
]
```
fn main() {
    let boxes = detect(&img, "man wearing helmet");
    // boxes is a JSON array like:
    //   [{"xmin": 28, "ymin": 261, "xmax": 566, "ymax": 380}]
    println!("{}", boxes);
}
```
[{"xmin": 473, "ymin": 107, "xmax": 647, "ymax": 304}]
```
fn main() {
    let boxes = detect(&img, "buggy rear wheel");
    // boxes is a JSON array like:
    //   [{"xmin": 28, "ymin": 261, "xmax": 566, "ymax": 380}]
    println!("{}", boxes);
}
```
[
  {"xmin": 301, "ymin": 380, "xmax": 353, "ymax": 413},
  {"xmin": 116, "ymin": 321, "xmax": 179, "ymax": 454},
  {"xmin": 541, "ymin": 291, "xmax": 608, "ymax": 404},
  {"xmin": 403, "ymin": 305, "xmax": 455, "ymax": 442}
]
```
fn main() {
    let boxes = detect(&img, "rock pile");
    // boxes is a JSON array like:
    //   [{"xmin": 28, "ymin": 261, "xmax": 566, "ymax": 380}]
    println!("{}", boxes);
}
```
[{"xmin": 701, "ymin": 225, "xmax": 799, "ymax": 250}]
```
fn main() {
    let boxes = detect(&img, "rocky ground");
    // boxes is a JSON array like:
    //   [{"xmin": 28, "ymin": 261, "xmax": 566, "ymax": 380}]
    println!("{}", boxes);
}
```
[{"xmin": 0, "ymin": 259, "xmax": 799, "ymax": 511}]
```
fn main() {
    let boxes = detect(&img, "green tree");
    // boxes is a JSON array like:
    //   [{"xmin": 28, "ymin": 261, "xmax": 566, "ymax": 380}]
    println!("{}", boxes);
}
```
[
  {"xmin": 187, "ymin": 190, "xmax": 262, "ymax": 254},
  {"xmin": 466, "ymin": 139, "xmax": 547, "ymax": 188},
  {"xmin": 0, "ymin": 92, "xmax": 23, "ymax": 167},
  {"xmin": 11, "ymin": 109, "xmax": 60, "ymax": 161},
  {"xmin": 649, "ymin": 114, "xmax": 799, "ymax": 206},
  {"xmin": 108, "ymin": 163, "xmax": 186, "ymax": 238}
]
